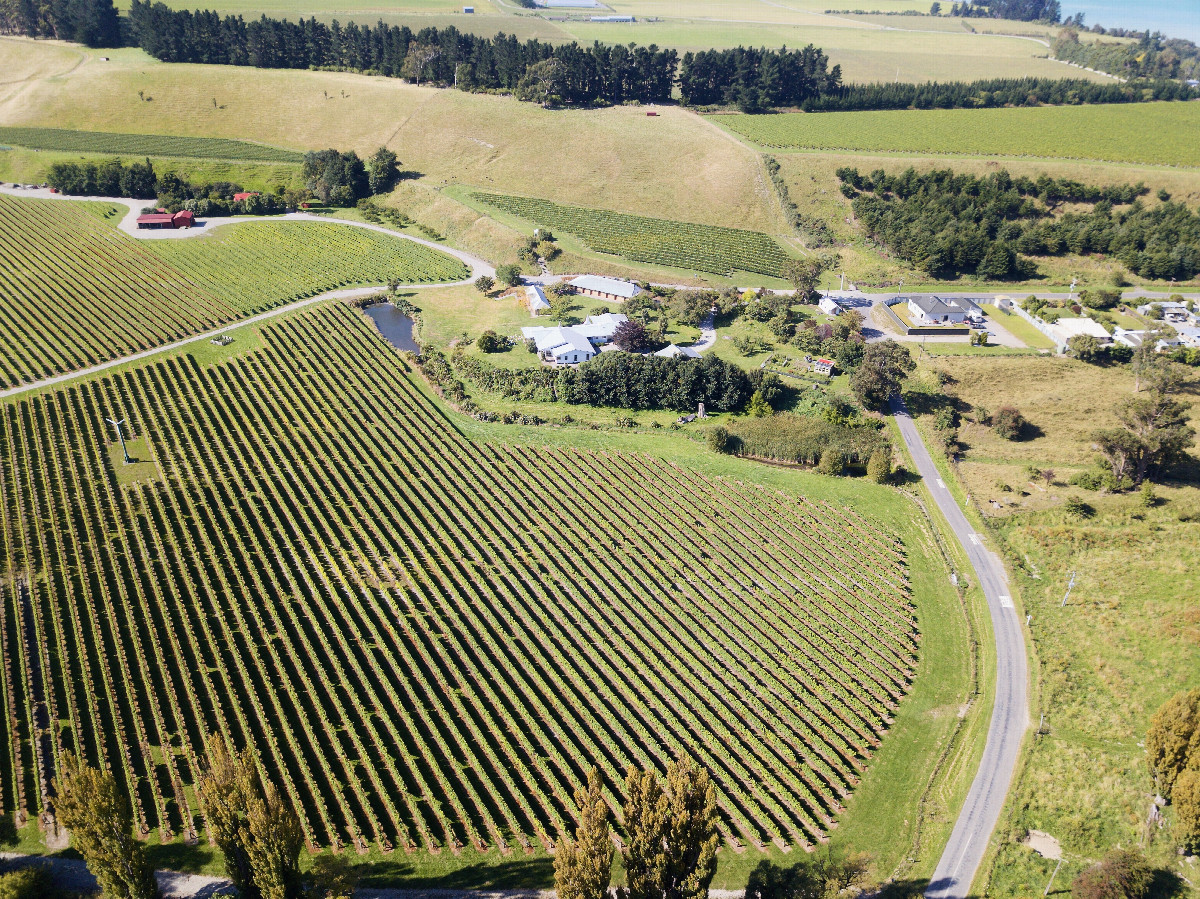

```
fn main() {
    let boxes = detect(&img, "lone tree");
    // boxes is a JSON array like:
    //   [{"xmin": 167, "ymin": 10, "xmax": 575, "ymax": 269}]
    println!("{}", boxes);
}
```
[
  {"xmin": 495, "ymin": 264, "xmax": 523, "ymax": 288},
  {"xmin": 554, "ymin": 768, "xmax": 613, "ymax": 899},
  {"xmin": 366, "ymin": 147, "xmax": 399, "ymax": 195},
  {"xmin": 198, "ymin": 734, "xmax": 304, "ymax": 899},
  {"xmin": 474, "ymin": 275, "xmax": 495, "ymax": 294},
  {"xmin": 1092, "ymin": 377, "xmax": 1195, "ymax": 486},
  {"xmin": 1145, "ymin": 688, "xmax": 1200, "ymax": 799},
  {"xmin": 1071, "ymin": 850, "xmax": 1154, "ymax": 899},
  {"xmin": 850, "ymin": 340, "xmax": 914, "ymax": 411},
  {"xmin": 618, "ymin": 760, "xmax": 719, "ymax": 899},
  {"xmin": 992, "ymin": 405, "xmax": 1026, "ymax": 441},
  {"xmin": 476, "ymin": 330, "xmax": 506, "ymax": 353},
  {"xmin": 867, "ymin": 448, "xmax": 892, "ymax": 484},
  {"xmin": 1067, "ymin": 333, "xmax": 1102, "ymax": 363},
  {"xmin": 613, "ymin": 320, "xmax": 652, "ymax": 353},
  {"xmin": 54, "ymin": 753, "xmax": 161, "ymax": 899}
]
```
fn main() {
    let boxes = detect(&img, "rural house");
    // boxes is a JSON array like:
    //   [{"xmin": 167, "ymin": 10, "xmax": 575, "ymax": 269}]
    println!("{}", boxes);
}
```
[
  {"xmin": 1136, "ymin": 301, "xmax": 1196, "ymax": 326},
  {"xmin": 568, "ymin": 275, "xmax": 642, "ymax": 302},
  {"xmin": 521, "ymin": 312, "xmax": 629, "ymax": 365},
  {"xmin": 818, "ymin": 296, "xmax": 842, "ymax": 316},
  {"xmin": 906, "ymin": 295, "xmax": 983, "ymax": 325}
]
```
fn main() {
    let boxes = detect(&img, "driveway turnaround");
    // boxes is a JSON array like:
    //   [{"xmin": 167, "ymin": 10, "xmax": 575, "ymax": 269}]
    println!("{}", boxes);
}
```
[{"xmin": 891, "ymin": 396, "xmax": 1029, "ymax": 899}]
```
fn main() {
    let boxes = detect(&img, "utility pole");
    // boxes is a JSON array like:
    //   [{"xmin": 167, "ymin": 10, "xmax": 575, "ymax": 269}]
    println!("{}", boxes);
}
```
[
  {"xmin": 1061, "ymin": 570, "xmax": 1076, "ymax": 608},
  {"xmin": 106, "ymin": 417, "xmax": 131, "ymax": 465},
  {"xmin": 1044, "ymin": 857, "xmax": 1063, "ymax": 896},
  {"xmin": 1068, "ymin": 277, "xmax": 1077, "ymax": 305}
]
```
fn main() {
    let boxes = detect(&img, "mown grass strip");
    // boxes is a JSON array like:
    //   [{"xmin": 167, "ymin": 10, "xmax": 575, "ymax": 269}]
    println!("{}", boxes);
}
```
[{"xmin": 0, "ymin": 126, "xmax": 304, "ymax": 162}]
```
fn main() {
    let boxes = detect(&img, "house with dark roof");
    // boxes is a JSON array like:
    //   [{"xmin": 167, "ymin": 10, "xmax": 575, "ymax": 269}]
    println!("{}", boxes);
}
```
[{"xmin": 906, "ymin": 295, "xmax": 983, "ymax": 325}]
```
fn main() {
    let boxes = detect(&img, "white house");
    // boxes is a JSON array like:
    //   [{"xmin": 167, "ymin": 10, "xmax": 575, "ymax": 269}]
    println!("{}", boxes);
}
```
[
  {"xmin": 811, "ymin": 358, "xmax": 835, "ymax": 375},
  {"xmin": 1112, "ymin": 327, "xmax": 1148, "ymax": 349},
  {"xmin": 818, "ymin": 296, "xmax": 842, "ymax": 317},
  {"xmin": 520, "ymin": 312, "xmax": 629, "ymax": 365},
  {"xmin": 1136, "ymin": 301, "xmax": 1196, "ymax": 326},
  {"xmin": 994, "ymin": 295, "xmax": 1014, "ymax": 311},
  {"xmin": 568, "ymin": 275, "xmax": 642, "ymax": 302},
  {"xmin": 906, "ymin": 295, "xmax": 983, "ymax": 325},
  {"xmin": 655, "ymin": 344, "xmax": 701, "ymax": 359},
  {"xmin": 1047, "ymin": 317, "xmax": 1112, "ymax": 348},
  {"xmin": 572, "ymin": 312, "xmax": 629, "ymax": 345},
  {"xmin": 520, "ymin": 326, "xmax": 596, "ymax": 365},
  {"xmin": 524, "ymin": 285, "xmax": 550, "ymax": 316}
]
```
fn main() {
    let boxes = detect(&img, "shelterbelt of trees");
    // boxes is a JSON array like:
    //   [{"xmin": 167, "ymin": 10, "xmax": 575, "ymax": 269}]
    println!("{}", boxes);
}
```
[
  {"xmin": 840, "ymin": 166, "xmax": 1200, "ymax": 282},
  {"xmin": 2, "ymin": 0, "xmax": 1195, "ymax": 110}
]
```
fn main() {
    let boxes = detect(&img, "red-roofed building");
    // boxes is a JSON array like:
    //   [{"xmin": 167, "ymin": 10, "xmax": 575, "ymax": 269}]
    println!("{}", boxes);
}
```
[
  {"xmin": 233, "ymin": 191, "xmax": 259, "ymax": 201},
  {"xmin": 136, "ymin": 213, "xmax": 175, "ymax": 229},
  {"xmin": 172, "ymin": 210, "xmax": 195, "ymax": 228},
  {"xmin": 812, "ymin": 358, "xmax": 835, "ymax": 376}
]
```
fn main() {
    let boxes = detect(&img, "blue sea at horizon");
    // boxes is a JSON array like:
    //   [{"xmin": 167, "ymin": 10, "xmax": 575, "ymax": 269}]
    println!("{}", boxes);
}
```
[{"xmin": 1059, "ymin": 0, "xmax": 1200, "ymax": 43}]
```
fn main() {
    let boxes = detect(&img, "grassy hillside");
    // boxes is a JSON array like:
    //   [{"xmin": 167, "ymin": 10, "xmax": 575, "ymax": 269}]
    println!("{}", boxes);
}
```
[
  {"xmin": 0, "ymin": 43, "xmax": 781, "ymax": 232},
  {"xmin": 712, "ymin": 102, "xmax": 1200, "ymax": 167},
  {"xmin": 902, "ymin": 355, "xmax": 1200, "ymax": 896}
]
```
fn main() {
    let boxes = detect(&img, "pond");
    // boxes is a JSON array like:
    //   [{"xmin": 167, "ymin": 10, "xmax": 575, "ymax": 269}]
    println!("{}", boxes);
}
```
[{"xmin": 363, "ymin": 303, "xmax": 419, "ymax": 353}]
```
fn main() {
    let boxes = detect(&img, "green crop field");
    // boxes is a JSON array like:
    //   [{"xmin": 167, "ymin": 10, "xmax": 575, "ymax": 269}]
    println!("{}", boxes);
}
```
[
  {"xmin": 0, "ymin": 127, "xmax": 304, "ymax": 162},
  {"xmin": 0, "ymin": 195, "xmax": 466, "ymax": 388},
  {"xmin": 0, "ymin": 303, "xmax": 919, "ymax": 858},
  {"xmin": 472, "ymin": 192, "xmax": 793, "ymax": 278},
  {"xmin": 711, "ymin": 102, "xmax": 1200, "ymax": 167}
]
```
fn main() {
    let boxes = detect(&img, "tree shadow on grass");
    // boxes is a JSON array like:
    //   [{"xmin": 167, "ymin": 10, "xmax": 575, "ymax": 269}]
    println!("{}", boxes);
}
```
[{"xmin": 358, "ymin": 855, "xmax": 555, "ymax": 891}]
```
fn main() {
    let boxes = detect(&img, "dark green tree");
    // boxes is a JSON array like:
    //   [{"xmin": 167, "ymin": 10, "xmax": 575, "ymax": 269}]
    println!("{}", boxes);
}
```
[{"xmin": 849, "ymin": 340, "xmax": 914, "ymax": 410}]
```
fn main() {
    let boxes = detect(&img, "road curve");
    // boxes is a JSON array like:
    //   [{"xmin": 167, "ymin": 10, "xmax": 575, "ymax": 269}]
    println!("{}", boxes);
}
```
[{"xmin": 890, "ymin": 396, "xmax": 1029, "ymax": 899}]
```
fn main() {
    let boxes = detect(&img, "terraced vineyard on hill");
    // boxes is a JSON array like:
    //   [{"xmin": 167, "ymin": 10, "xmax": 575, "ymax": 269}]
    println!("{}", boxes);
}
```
[
  {"xmin": 0, "ymin": 305, "xmax": 917, "ymax": 853},
  {"xmin": 472, "ymin": 192, "xmax": 793, "ymax": 278},
  {"xmin": 0, "ymin": 195, "xmax": 467, "ymax": 388},
  {"xmin": 0, "ymin": 127, "xmax": 304, "ymax": 162}
]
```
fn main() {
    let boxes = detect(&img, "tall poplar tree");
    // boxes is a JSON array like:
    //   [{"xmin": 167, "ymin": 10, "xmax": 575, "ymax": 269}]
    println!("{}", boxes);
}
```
[
  {"xmin": 53, "ymin": 753, "xmax": 161, "ymax": 899},
  {"xmin": 555, "ymin": 767, "xmax": 614, "ymax": 899}
]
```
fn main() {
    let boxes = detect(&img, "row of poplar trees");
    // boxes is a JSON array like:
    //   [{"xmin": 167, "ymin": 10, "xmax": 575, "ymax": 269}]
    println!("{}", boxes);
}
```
[
  {"xmin": 556, "ymin": 761, "xmax": 721, "ymax": 899},
  {"xmin": 52, "ymin": 734, "xmax": 355, "ymax": 899}
]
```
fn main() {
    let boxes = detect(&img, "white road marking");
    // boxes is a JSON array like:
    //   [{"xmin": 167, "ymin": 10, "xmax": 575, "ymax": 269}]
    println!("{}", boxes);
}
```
[
  {"xmin": 999, "ymin": 595, "xmax": 1014, "ymax": 609},
  {"xmin": 937, "ymin": 478, "xmax": 946, "ymax": 488},
  {"xmin": 968, "ymin": 533, "xmax": 981, "ymax": 545}
]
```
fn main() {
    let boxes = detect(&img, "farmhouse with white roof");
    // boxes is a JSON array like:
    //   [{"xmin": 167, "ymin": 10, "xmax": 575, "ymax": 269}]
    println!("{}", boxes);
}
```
[
  {"xmin": 521, "ymin": 312, "xmax": 630, "ymax": 366},
  {"xmin": 524, "ymin": 285, "xmax": 550, "ymax": 316}
]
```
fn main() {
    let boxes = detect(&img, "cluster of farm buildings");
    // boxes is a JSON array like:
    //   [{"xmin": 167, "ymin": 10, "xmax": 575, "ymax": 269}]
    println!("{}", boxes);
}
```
[
  {"xmin": 519, "ymin": 275, "xmax": 703, "ymax": 366},
  {"xmin": 136, "ymin": 209, "xmax": 195, "ymax": 229}
]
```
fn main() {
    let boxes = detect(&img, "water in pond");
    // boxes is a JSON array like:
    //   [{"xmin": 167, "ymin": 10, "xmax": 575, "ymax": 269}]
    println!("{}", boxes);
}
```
[{"xmin": 363, "ymin": 303, "xmax": 420, "ymax": 353}]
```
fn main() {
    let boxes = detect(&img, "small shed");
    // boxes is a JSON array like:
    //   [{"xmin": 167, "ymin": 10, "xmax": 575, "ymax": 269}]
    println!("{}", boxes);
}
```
[
  {"xmin": 818, "ymin": 295, "xmax": 842, "ymax": 316},
  {"xmin": 172, "ymin": 210, "xmax": 195, "ymax": 228},
  {"xmin": 232, "ymin": 191, "xmax": 259, "ymax": 201}
]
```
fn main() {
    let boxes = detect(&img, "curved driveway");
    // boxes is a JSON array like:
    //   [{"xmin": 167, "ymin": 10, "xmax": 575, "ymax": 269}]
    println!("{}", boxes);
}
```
[
  {"xmin": 891, "ymin": 396, "xmax": 1029, "ymax": 899},
  {"xmin": 0, "ymin": 185, "xmax": 494, "ymax": 277}
]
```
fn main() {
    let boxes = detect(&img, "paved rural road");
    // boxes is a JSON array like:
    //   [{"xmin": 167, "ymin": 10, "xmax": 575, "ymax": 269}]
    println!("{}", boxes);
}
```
[
  {"xmin": 0, "ymin": 185, "xmax": 495, "ymax": 277},
  {"xmin": 890, "ymin": 396, "xmax": 1029, "ymax": 899}
]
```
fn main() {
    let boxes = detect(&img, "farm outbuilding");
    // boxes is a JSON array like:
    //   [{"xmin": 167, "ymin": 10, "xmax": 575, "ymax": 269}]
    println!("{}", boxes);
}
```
[
  {"xmin": 568, "ymin": 275, "xmax": 641, "ymax": 302},
  {"xmin": 172, "ymin": 210, "xmax": 195, "ymax": 228},
  {"xmin": 136, "ymin": 213, "xmax": 175, "ymax": 229},
  {"xmin": 232, "ymin": 191, "xmax": 259, "ymax": 201}
]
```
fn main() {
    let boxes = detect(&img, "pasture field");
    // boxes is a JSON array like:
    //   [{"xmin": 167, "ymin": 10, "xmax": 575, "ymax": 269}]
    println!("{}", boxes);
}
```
[
  {"xmin": 0, "ymin": 302, "xmax": 971, "ymax": 881},
  {"xmin": 713, "ymin": 102, "xmax": 1200, "ymax": 168},
  {"xmin": 903, "ymin": 356, "xmax": 1200, "ymax": 894},
  {"xmin": 0, "ymin": 44, "xmax": 781, "ymax": 233},
  {"xmin": 0, "ymin": 194, "xmax": 466, "ymax": 387},
  {"xmin": 0, "ymin": 127, "xmax": 303, "ymax": 162},
  {"xmin": 471, "ymin": 191, "xmax": 793, "ymax": 278}
]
